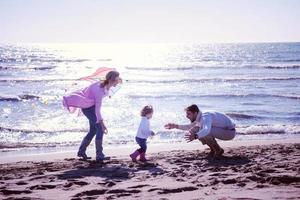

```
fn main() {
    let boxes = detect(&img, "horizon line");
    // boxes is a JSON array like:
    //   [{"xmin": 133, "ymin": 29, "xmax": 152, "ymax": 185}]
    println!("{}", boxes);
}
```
[{"xmin": 1, "ymin": 41, "xmax": 300, "ymax": 45}]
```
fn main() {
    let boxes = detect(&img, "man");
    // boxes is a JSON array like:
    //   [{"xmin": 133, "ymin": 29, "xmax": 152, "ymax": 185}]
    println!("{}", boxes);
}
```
[{"xmin": 165, "ymin": 104, "xmax": 236, "ymax": 157}]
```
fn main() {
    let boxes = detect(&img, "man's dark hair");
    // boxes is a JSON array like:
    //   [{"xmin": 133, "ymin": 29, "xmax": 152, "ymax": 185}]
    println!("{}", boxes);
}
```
[{"xmin": 185, "ymin": 104, "xmax": 199, "ymax": 113}]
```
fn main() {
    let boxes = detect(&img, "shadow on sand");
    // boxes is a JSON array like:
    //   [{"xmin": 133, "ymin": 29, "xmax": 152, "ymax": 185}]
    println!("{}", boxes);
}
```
[
  {"xmin": 206, "ymin": 155, "xmax": 251, "ymax": 166},
  {"xmin": 57, "ymin": 158, "xmax": 165, "ymax": 181}
]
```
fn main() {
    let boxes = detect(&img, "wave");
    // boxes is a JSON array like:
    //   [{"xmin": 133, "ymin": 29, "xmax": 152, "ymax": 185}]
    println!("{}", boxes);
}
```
[
  {"xmin": 0, "ymin": 76, "xmax": 298, "ymax": 85},
  {"xmin": 1, "ymin": 124, "xmax": 299, "ymax": 136},
  {"xmin": 128, "ymin": 93, "xmax": 300, "ymax": 100},
  {"xmin": 0, "ymin": 127, "xmax": 86, "ymax": 134},
  {"xmin": 1, "ymin": 76, "xmax": 298, "ymax": 84},
  {"xmin": 0, "ymin": 143, "xmax": 63, "ymax": 150},
  {"xmin": 0, "ymin": 58, "xmax": 90, "ymax": 63},
  {"xmin": 227, "ymin": 113, "xmax": 300, "ymax": 122},
  {"xmin": 129, "ymin": 77, "xmax": 300, "ymax": 84},
  {"xmin": 126, "ymin": 66, "xmax": 195, "ymax": 71},
  {"xmin": 275, "ymin": 59, "xmax": 300, "ymax": 62},
  {"xmin": 0, "ymin": 78, "xmax": 77, "ymax": 83},
  {"xmin": 241, "ymin": 102, "xmax": 264, "ymax": 106},
  {"xmin": 0, "ymin": 65, "xmax": 56, "ymax": 71},
  {"xmin": 0, "ymin": 94, "xmax": 40, "ymax": 101},
  {"xmin": 237, "ymin": 124, "xmax": 300, "ymax": 135},
  {"xmin": 292, "ymin": 112, "xmax": 300, "ymax": 116},
  {"xmin": 125, "ymin": 65, "xmax": 300, "ymax": 71},
  {"xmin": 263, "ymin": 65, "xmax": 300, "ymax": 69},
  {"xmin": 158, "ymin": 124, "xmax": 300, "ymax": 136},
  {"xmin": 226, "ymin": 113, "xmax": 261, "ymax": 120},
  {"xmin": 0, "ymin": 124, "xmax": 299, "ymax": 150}
]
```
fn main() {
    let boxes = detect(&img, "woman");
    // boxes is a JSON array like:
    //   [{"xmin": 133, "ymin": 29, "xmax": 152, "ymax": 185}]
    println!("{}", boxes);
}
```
[{"xmin": 63, "ymin": 70, "xmax": 121, "ymax": 161}]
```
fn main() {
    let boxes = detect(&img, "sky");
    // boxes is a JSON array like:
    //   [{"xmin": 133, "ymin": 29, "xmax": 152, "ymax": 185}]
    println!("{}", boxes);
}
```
[{"xmin": 0, "ymin": 0, "xmax": 299, "ymax": 43}]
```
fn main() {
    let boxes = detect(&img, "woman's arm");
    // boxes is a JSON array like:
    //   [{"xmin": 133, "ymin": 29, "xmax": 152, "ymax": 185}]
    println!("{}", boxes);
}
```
[
  {"xmin": 98, "ymin": 119, "xmax": 108, "ymax": 134},
  {"xmin": 94, "ymin": 93, "xmax": 103, "ymax": 123},
  {"xmin": 93, "ymin": 86, "xmax": 108, "ymax": 133}
]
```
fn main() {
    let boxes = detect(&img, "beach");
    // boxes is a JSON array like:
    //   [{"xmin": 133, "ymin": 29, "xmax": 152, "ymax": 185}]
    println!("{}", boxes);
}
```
[
  {"xmin": 1, "ymin": 0, "xmax": 300, "ymax": 199},
  {"xmin": 0, "ymin": 139, "xmax": 299, "ymax": 200},
  {"xmin": 0, "ymin": 43, "xmax": 300, "ymax": 199}
]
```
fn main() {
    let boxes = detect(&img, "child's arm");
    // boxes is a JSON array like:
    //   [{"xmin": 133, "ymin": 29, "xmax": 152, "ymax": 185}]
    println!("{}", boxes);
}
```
[{"xmin": 151, "ymin": 131, "xmax": 155, "ymax": 136}]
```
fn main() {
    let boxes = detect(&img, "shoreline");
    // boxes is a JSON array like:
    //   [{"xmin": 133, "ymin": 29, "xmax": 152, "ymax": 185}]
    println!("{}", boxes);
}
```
[{"xmin": 1, "ymin": 137, "xmax": 299, "ymax": 164}]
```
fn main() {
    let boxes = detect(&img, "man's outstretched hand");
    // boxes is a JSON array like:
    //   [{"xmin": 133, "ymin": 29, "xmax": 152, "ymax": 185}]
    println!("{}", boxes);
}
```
[
  {"xmin": 164, "ymin": 123, "xmax": 178, "ymax": 129},
  {"xmin": 184, "ymin": 131, "xmax": 197, "ymax": 142}
]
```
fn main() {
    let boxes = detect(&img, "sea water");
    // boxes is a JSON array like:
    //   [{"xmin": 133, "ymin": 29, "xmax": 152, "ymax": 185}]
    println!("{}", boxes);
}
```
[{"xmin": 0, "ymin": 43, "xmax": 299, "ymax": 152}]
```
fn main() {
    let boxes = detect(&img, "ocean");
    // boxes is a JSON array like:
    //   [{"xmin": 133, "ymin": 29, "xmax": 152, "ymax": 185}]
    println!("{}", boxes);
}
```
[{"xmin": 0, "ymin": 42, "xmax": 299, "ymax": 152}]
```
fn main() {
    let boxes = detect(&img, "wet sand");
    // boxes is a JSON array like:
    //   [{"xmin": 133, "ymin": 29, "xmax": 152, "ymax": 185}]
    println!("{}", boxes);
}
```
[{"xmin": 0, "ymin": 142, "xmax": 299, "ymax": 200}]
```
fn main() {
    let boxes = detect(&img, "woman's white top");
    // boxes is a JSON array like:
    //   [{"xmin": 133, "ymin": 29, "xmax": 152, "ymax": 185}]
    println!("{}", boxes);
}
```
[{"xmin": 136, "ymin": 117, "xmax": 152, "ymax": 139}]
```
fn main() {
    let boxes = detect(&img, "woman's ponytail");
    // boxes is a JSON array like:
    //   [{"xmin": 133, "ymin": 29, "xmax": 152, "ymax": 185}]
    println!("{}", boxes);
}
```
[{"xmin": 101, "ymin": 70, "xmax": 120, "ymax": 87}]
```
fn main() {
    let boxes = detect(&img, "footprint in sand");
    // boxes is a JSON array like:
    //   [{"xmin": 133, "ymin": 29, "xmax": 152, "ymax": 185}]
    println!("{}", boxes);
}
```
[
  {"xmin": 106, "ymin": 189, "xmax": 141, "ymax": 198},
  {"xmin": 29, "ymin": 184, "xmax": 56, "ymax": 190},
  {"xmin": 64, "ymin": 158, "xmax": 76, "ymax": 161},
  {"xmin": 237, "ymin": 182, "xmax": 247, "ymax": 187},
  {"xmin": 15, "ymin": 181, "xmax": 29, "ymax": 185},
  {"xmin": 73, "ymin": 189, "xmax": 107, "ymax": 197},
  {"xmin": 106, "ymin": 189, "xmax": 141, "ymax": 194},
  {"xmin": 0, "ymin": 189, "xmax": 32, "ymax": 195},
  {"xmin": 221, "ymin": 178, "xmax": 237, "ymax": 184},
  {"xmin": 72, "ymin": 181, "xmax": 89, "ymax": 186},
  {"xmin": 246, "ymin": 175, "xmax": 265, "ymax": 183},
  {"xmin": 256, "ymin": 184, "xmax": 269, "ymax": 188},
  {"xmin": 181, "ymin": 164, "xmax": 191, "ymax": 168},
  {"xmin": 97, "ymin": 181, "xmax": 116, "ymax": 187},
  {"xmin": 63, "ymin": 182, "xmax": 73, "ymax": 189},
  {"xmin": 73, "ymin": 188, "xmax": 141, "ymax": 199},
  {"xmin": 147, "ymin": 186, "xmax": 198, "ymax": 194},
  {"xmin": 63, "ymin": 180, "xmax": 89, "ymax": 190},
  {"xmin": 128, "ymin": 184, "xmax": 150, "ymax": 189},
  {"xmin": 29, "ymin": 171, "xmax": 44, "ymax": 176},
  {"xmin": 265, "ymin": 175, "xmax": 300, "ymax": 185}
]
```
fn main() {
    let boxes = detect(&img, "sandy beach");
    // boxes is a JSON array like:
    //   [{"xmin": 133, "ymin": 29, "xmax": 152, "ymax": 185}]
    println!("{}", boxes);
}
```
[
  {"xmin": 1, "ymin": 0, "xmax": 300, "ymax": 199},
  {"xmin": 0, "ymin": 140, "xmax": 299, "ymax": 200}
]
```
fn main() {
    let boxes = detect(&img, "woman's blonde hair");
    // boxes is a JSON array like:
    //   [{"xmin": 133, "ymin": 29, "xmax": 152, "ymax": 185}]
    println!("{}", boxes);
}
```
[
  {"xmin": 141, "ymin": 105, "xmax": 153, "ymax": 117},
  {"xmin": 102, "ymin": 70, "xmax": 120, "ymax": 86}
]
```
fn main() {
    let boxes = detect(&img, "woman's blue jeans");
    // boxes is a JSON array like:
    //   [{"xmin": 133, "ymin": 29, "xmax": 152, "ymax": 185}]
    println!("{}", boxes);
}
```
[{"xmin": 82, "ymin": 105, "xmax": 103, "ymax": 141}]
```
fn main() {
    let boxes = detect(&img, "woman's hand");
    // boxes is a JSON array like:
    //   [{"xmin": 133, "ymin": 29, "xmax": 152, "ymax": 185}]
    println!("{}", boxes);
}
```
[
  {"xmin": 99, "ymin": 120, "xmax": 108, "ymax": 134},
  {"xmin": 102, "ymin": 125, "xmax": 108, "ymax": 134},
  {"xmin": 164, "ymin": 123, "xmax": 178, "ymax": 129}
]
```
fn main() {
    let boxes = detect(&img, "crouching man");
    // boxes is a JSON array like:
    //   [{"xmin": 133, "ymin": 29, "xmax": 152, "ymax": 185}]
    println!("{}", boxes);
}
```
[{"xmin": 165, "ymin": 104, "xmax": 236, "ymax": 157}]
